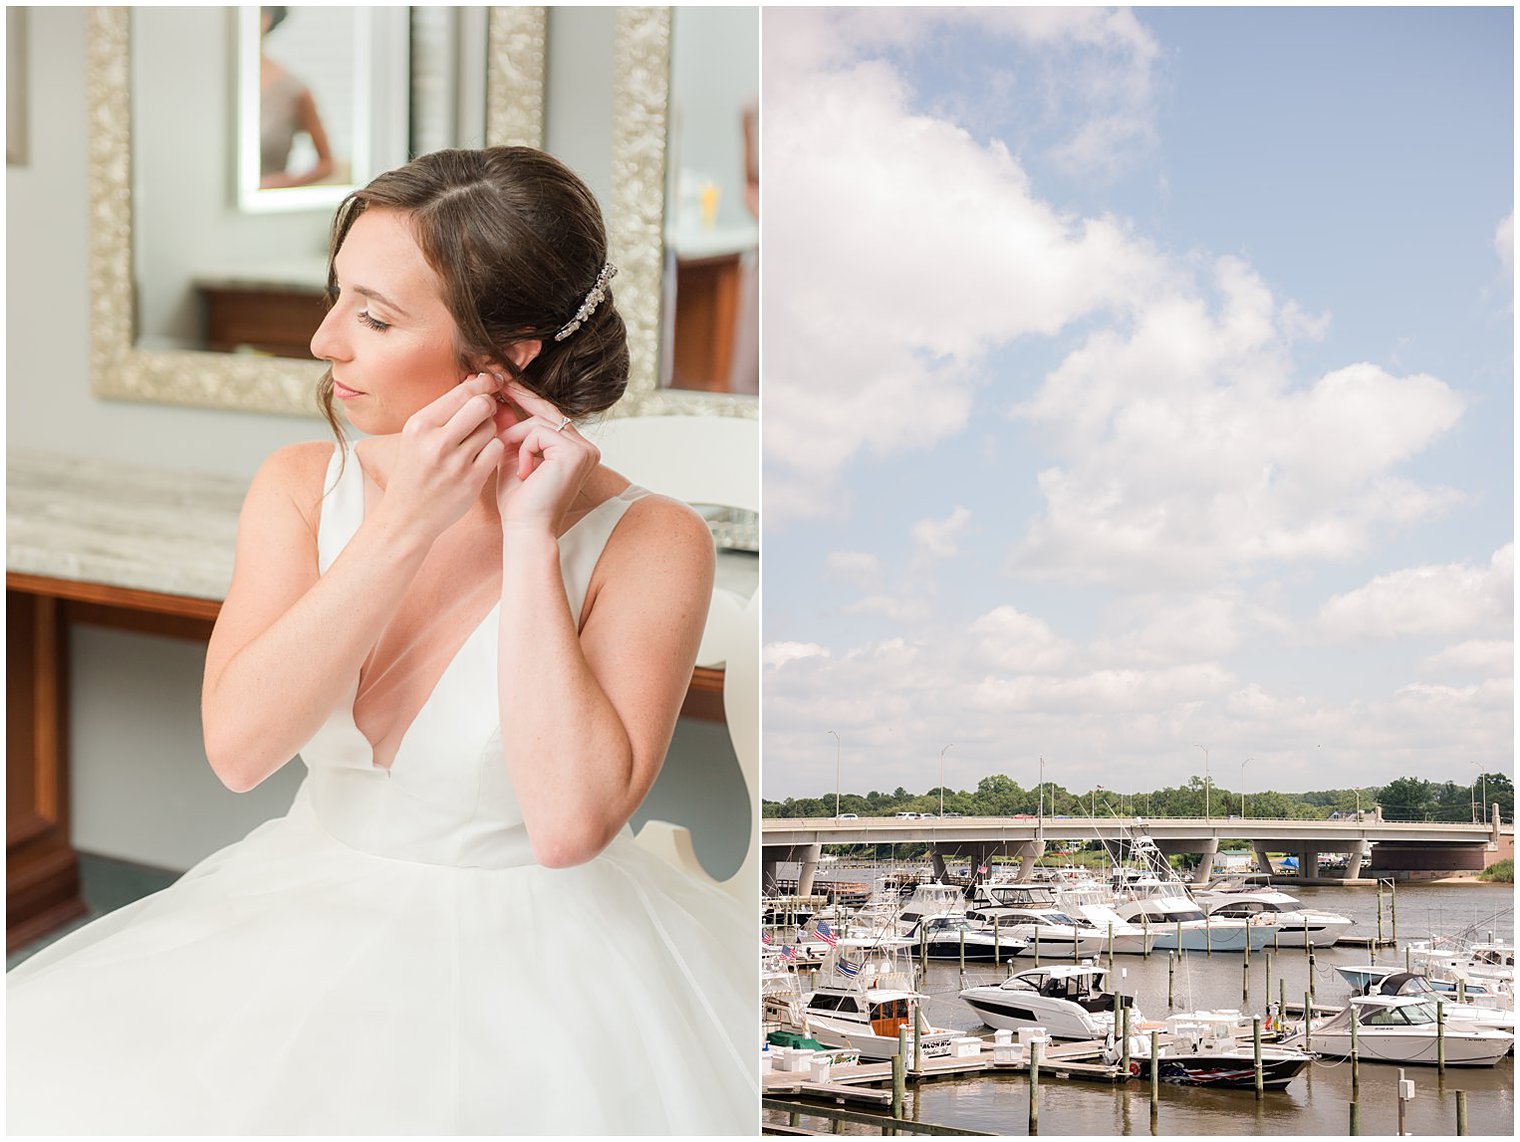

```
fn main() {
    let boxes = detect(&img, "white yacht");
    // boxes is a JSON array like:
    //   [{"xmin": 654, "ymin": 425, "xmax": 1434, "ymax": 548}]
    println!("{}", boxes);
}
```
[
  {"xmin": 966, "ymin": 883, "xmax": 1110, "ymax": 958},
  {"xmin": 1108, "ymin": 872, "xmax": 1273, "ymax": 952},
  {"xmin": 1282, "ymin": 995, "xmax": 1512, "ymax": 1067},
  {"xmin": 960, "ymin": 964, "xmax": 1138, "ymax": 1039},
  {"xmin": 910, "ymin": 914, "xmax": 1029, "ymax": 961},
  {"xmin": 1192, "ymin": 875, "xmax": 1353, "ymax": 947},
  {"xmin": 896, "ymin": 882, "xmax": 969, "ymax": 930},
  {"xmin": 1336, "ymin": 967, "xmax": 1515, "ymax": 1037},
  {"xmin": 1050, "ymin": 880, "xmax": 1158, "ymax": 954}
]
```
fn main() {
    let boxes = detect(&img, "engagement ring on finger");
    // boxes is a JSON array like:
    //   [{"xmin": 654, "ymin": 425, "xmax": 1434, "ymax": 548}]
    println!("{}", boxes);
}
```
[{"xmin": 554, "ymin": 415, "xmax": 571, "ymax": 433}]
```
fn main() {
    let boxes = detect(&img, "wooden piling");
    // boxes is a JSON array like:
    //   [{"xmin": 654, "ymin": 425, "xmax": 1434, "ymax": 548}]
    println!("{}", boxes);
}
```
[
  {"xmin": 1389, "ymin": 880, "xmax": 1398, "ymax": 945},
  {"xmin": 1252, "ymin": 1016, "xmax": 1263, "ymax": 1099},
  {"xmin": 993, "ymin": 915, "xmax": 1001, "ymax": 966},
  {"xmin": 914, "ymin": 1005, "xmax": 925, "ymax": 1073},
  {"xmin": 1376, "ymin": 886, "xmax": 1384, "ymax": 946},
  {"xmin": 892, "ymin": 1027, "xmax": 907, "ymax": 1120},
  {"xmin": 959, "ymin": 927, "xmax": 966, "ymax": 975},
  {"xmin": 1108, "ymin": 923, "xmax": 1115, "ymax": 973},
  {"xmin": 1304, "ymin": 992, "xmax": 1313, "ymax": 1054},
  {"xmin": 1167, "ymin": 952, "xmax": 1175, "ymax": 1009},
  {"xmin": 1120, "ymin": 1003, "xmax": 1130, "ymax": 1076},
  {"xmin": 1034, "ymin": 927, "xmax": 1041, "ymax": 967},
  {"xmin": 1456, "ymin": 1089, "xmax": 1468, "ymax": 1135},
  {"xmin": 1307, "ymin": 942, "xmax": 1316, "ymax": 1002},
  {"xmin": 1028, "ymin": 1038, "xmax": 1041, "ymax": 1134},
  {"xmin": 1436, "ymin": 1000, "xmax": 1445, "ymax": 1074},
  {"xmin": 1350, "ymin": 999, "xmax": 1360, "ymax": 1094},
  {"xmin": 1149, "ymin": 1029, "xmax": 1160, "ymax": 1104},
  {"xmin": 1242, "ymin": 959, "xmax": 1249, "ymax": 1006}
]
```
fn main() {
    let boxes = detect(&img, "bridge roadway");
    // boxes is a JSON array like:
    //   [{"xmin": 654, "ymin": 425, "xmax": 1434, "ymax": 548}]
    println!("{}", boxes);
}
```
[{"xmin": 761, "ymin": 815, "xmax": 1508, "ymax": 892}]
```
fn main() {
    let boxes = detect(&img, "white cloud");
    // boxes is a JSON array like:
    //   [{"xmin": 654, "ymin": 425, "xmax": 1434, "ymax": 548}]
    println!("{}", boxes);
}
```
[
  {"xmin": 913, "ymin": 507, "xmax": 972, "ymax": 560},
  {"xmin": 1007, "ymin": 255, "xmax": 1467, "ymax": 585},
  {"xmin": 1094, "ymin": 590, "xmax": 1285, "ymax": 667},
  {"xmin": 1317, "ymin": 544, "xmax": 1513, "ymax": 640},
  {"xmin": 968, "ymin": 606, "xmax": 1079, "ymax": 674},
  {"xmin": 763, "ymin": 12, "xmax": 1171, "ymax": 521},
  {"xmin": 1423, "ymin": 640, "xmax": 1513, "ymax": 677},
  {"xmin": 763, "ymin": 641, "xmax": 832, "ymax": 670},
  {"xmin": 825, "ymin": 551, "xmax": 883, "ymax": 590},
  {"xmin": 1497, "ymin": 213, "xmax": 1513, "ymax": 275}
]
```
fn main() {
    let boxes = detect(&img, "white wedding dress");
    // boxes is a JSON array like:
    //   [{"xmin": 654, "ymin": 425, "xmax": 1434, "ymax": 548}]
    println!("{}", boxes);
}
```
[{"xmin": 7, "ymin": 443, "xmax": 757, "ymax": 1135}]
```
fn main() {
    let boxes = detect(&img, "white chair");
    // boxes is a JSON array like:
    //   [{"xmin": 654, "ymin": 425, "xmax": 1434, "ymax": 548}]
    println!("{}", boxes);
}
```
[{"xmin": 585, "ymin": 414, "xmax": 758, "ymax": 908}]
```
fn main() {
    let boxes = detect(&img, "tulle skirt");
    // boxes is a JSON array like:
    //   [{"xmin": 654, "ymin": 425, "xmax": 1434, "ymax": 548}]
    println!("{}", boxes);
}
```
[{"xmin": 7, "ymin": 786, "xmax": 756, "ymax": 1135}]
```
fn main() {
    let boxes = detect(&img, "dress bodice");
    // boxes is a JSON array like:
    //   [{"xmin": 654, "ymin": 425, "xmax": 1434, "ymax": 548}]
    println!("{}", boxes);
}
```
[{"xmin": 296, "ymin": 442, "xmax": 648, "ymax": 869}]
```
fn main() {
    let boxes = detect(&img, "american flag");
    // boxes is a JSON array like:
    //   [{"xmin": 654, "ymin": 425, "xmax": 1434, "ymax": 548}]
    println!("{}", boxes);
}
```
[
  {"xmin": 761, "ymin": 930, "xmax": 773, "ymax": 945},
  {"xmin": 977, "ymin": 863, "xmax": 989, "ymax": 875},
  {"xmin": 780, "ymin": 945, "xmax": 797, "ymax": 962},
  {"xmin": 815, "ymin": 920, "xmax": 839, "ymax": 948}
]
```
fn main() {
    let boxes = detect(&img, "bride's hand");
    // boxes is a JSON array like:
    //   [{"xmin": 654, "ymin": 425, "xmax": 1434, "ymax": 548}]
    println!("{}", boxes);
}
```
[
  {"xmin": 492, "ymin": 379, "xmax": 599, "ymax": 536},
  {"xmin": 377, "ymin": 373, "xmax": 504, "ymax": 542}
]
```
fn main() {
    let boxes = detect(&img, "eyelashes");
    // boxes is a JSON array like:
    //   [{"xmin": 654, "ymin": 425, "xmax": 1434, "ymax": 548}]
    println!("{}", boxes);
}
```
[{"xmin": 325, "ymin": 285, "xmax": 391, "ymax": 333}]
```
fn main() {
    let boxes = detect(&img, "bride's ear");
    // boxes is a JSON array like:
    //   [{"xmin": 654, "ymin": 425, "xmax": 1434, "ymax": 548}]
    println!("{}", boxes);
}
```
[
  {"xmin": 502, "ymin": 340, "xmax": 542, "ymax": 371},
  {"xmin": 468, "ymin": 340, "xmax": 541, "ymax": 377}
]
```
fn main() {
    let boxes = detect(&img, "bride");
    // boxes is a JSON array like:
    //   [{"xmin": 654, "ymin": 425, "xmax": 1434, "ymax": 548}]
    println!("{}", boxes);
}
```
[{"xmin": 7, "ymin": 147, "xmax": 756, "ymax": 1135}]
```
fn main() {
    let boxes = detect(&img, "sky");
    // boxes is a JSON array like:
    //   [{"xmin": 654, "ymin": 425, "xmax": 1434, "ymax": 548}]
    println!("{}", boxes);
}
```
[{"xmin": 760, "ymin": 7, "xmax": 1513, "ymax": 802}]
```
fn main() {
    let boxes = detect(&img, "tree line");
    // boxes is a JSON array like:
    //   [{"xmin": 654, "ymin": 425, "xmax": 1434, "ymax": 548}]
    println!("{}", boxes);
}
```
[{"xmin": 762, "ymin": 771, "xmax": 1513, "ymax": 824}]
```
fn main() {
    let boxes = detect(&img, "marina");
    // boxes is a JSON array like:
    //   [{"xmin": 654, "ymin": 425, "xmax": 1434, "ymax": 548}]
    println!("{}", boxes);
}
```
[{"xmin": 763, "ymin": 870, "xmax": 1513, "ymax": 1135}]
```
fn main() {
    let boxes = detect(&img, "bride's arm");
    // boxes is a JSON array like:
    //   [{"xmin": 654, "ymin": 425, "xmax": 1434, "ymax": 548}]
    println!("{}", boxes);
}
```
[
  {"xmin": 203, "ymin": 377, "xmax": 503, "ymax": 791},
  {"xmin": 498, "ymin": 498, "xmax": 715, "ymax": 869}
]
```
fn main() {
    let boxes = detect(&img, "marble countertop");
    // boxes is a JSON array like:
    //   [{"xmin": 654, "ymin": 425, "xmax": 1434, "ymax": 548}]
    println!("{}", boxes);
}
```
[{"xmin": 7, "ymin": 452, "xmax": 756, "ymax": 603}]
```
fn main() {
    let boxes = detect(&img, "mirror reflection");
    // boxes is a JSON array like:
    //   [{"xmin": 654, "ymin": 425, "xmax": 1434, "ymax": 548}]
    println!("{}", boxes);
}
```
[
  {"xmin": 253, "ymin": 7, "xmax": 346, "ymax": 193},
  {"xmin": 662, "ymin": 7, "xmax": 758, "ymax": 396}
]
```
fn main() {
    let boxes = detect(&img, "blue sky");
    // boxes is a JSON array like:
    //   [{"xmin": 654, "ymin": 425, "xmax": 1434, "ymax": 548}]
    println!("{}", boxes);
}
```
[{"xmin": 761, "ymin": 7, "xmax": 1512, "ymax": 802}]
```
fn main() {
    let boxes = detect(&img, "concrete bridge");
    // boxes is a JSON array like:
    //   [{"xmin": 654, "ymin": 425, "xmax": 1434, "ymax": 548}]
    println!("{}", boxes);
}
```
[{"xmin": 761, "ymin": 810, "xmax": 1510, "ymax": 893}]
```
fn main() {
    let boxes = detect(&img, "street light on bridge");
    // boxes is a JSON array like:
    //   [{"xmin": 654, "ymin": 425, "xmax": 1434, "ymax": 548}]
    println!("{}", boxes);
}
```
[
  {"xmin": 1241, "ymin": 757, "xmax": 1252, "ymax": 818},
  {"xmin": 827, "ymin": 730, "xmax": 841, "ymax": 819},
  {"xmin": 939, "ymin": 744, "xmax": 954, "ymax": 819},
  {"xmin": 1195, "ymin": 743, "xmax": 1211, "ymax": 820}
]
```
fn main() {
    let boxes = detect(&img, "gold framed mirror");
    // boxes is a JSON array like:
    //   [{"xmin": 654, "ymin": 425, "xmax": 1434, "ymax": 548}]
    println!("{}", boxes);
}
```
[
  {"xmin": 86, "ymin": 6, "xmax": 546, "ymax": 417},
  {"xmin": 86, "ymin": 6, "xmax": 755, "ymax": 422}
]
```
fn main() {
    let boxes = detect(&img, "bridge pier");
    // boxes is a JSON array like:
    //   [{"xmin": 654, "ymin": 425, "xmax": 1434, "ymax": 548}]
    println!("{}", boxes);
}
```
[
  {"xmin": 796, "ymin": 844, "xmax": 823, "ymax": 896},
  {"xmin": 1253, "ymin": 843, "xmax": 1273, "ymax": 874},
  {"xmin": 1015, "ymin": 841, "xmax": 1045, "ymax": 881},
  {"xmin": 930, "ymin": 847, "xmax": 950, "ymax": 882}
]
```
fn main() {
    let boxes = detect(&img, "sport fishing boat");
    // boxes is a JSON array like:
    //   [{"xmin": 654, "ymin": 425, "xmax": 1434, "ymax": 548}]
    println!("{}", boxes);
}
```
[
  {"xmin": 1049, "ymin": 880, "xmax": 1159, "ymax": 955},
  {"xmin": 1281, "ymin": 995, "xmax": 1514, "ymax": 1067},
  {"xmin": 1109, "ymin": 875, "xmax": 1273, "ymax": 952},
  {"xmin": 959, "ymin": 964, "xmax": 1138, "ymax": 1039},
  {"xmin": 1192, "ymin": 875, "xmax": 1353, "ymax": 947},
  {"xmin": 794, "ymin": 948, "xmax": 961, "ymax": 1061},
  {"xmin": 1118, "ymin": 1011, "xmax": 1313, "ymax": 1089}
]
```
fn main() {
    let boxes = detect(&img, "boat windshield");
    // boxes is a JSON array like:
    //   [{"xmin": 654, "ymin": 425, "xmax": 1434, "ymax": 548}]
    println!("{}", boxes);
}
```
[{"xmin": 1359, "ymin": 1002, "xmax": 1437, "ymax": 1027}]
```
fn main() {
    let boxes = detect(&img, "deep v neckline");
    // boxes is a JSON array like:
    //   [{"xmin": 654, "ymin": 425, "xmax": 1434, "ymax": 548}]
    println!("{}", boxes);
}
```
[{"xmin": 338, "ymin": 449, "xmax": 638, "ymax": 773}]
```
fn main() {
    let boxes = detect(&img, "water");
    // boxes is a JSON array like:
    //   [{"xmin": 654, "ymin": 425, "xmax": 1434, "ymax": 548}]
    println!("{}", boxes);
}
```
[{"xmin": 768, "ymin": 882, "xmax": 1514, "ymax": 1136}]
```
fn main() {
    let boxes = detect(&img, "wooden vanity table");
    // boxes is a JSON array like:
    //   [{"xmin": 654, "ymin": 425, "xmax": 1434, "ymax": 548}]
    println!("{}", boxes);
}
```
[{"xmin": 6, "ymin": 453, "xmax": 750, "ymax": 951}]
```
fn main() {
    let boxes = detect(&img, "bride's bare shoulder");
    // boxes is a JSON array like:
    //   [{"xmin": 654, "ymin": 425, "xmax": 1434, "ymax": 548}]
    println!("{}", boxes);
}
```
[{"xmin": 247, "ymin": 441, "xmax": 341, "ymax": 527}]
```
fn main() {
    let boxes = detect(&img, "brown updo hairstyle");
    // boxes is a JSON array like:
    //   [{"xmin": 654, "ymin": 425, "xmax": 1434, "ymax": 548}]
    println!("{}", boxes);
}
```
[{"xmin": 317, "ymin": 146, "xmax": 629, "ymax": 450}]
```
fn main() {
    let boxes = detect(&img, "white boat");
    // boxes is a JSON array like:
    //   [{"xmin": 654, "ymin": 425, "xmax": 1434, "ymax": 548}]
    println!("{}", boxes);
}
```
[
  {"xmin": 1406, "ymin": 937, "xmax": 1516, "ymax": 993},
  {"xmin": 1192, "ymin": 876, "xmax": 1354, "ymax": 947},
  {"xmin": 960, "ymin": 964, "xmax": 1138, "ymax": 1039},
  {"xmin": 896, "ymin": 882, "xmax": 968, "ymax": 929},
  {"xmin": 909, "ymin": 915, "xmax": 1029, "ymax": 961},
  {"xmin": 1049, "ymin": 881, "xmax": 1159, "ymax": 955},
  {"xmin": 1118, "ymin": 1010, "xmax": 1313, "ymax": 1089},
  {"xmin": 1281, "ymin": 995, "xmax": 1513, "ymax": 1067},
  {"xmin": 1335, "ymin": 967, "xmax": 1515, "ymax": 1037},
  {"xmin": 967, "ymin": 884, "xmax": 1111, "ymax": 957},
  {"xmin": 795, "ymin": 950, "xmax": 960, "ymax": 1061}
]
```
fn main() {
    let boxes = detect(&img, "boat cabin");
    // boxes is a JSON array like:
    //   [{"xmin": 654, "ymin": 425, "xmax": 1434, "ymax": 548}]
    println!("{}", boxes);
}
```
[{"xmin": 1003, "ymin": 966, "xmax": 1123, "ymax": 1013}]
